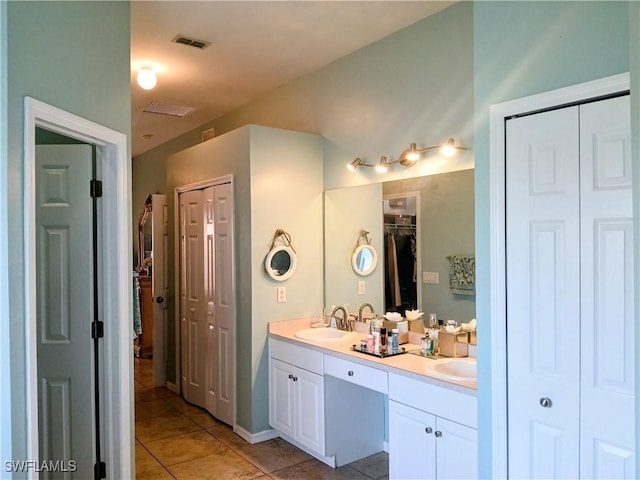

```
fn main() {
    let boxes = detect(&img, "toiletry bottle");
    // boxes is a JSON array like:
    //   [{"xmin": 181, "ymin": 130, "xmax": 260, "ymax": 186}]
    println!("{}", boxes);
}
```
[
  {"xmin": 366, "ymin": 334, "xmax": 374, "ymax": 353},
  {"xmin": 372, "ymin": 329, "xmax": 380, "ymax": 354},
  {"xmin": 379, "ymin": 327, "xmax": 387, "ymax": 355},
  {"xmin": 391, "ymin": 328, "xmax": 399, "ymax": 354}
]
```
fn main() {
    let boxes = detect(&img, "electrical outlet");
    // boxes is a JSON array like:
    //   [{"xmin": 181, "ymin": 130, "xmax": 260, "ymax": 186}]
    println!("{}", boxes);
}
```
[
  {"xmin": 423, "ymin": 272, "xmax": 440, "ymax": 284},
  {"xmin": 277, "ymin": 286, "xmax": 286, "ymax": 303},
  {"xmin": 358, "ymin": 280, "xmax": 366, "ymax": 295}
]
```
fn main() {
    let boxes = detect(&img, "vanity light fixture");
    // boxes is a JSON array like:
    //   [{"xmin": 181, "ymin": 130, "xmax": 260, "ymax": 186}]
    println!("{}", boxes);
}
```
[
  {"xmin": 375, "ymin": 156, "xmax": 389, "ymax": 173},
  {"xmin": 347, "ymin": 157, "xmax": 362, "ymax": 172},
  {"xmin": 137, "ymin": 65, "xmax": 157, "ymax": 90},
  {"xmin": 346, "ymin": 138, "xmax": 469, "ymax": 173},
  {"xmin": 399, "ymin": 138, "xmax": 468, "ymax": 167}
]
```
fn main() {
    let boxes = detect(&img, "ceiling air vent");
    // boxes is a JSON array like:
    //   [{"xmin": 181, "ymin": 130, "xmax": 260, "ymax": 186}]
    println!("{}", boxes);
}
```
[
  {"xmin": 142, "ymin": 101, "xmax": 196, "ymax": 118},
  {"xmin": 172, "ymin": 34, "xmax": 211, "ymax": 50}
]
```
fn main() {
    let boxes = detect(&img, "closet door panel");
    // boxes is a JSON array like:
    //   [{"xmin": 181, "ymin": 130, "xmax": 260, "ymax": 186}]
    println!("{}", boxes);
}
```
[
  {"xmin": 506, "ymin": 106, "xmax": 581, "ymax": 479},
  {"xmin": 579, "ymin": 96, "xmax": 634, "ymax": 479}
]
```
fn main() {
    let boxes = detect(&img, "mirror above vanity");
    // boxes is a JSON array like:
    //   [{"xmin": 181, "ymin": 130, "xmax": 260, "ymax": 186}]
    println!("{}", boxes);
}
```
[{"xmin": 324, "ymin": 169, "xmax": 475, "ymax": 324}]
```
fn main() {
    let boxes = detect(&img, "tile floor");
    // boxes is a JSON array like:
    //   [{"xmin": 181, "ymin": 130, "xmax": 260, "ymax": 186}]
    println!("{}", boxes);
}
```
[{"xmin": 134, "ymin": 357, "xmax": 389, "ymax": 479}]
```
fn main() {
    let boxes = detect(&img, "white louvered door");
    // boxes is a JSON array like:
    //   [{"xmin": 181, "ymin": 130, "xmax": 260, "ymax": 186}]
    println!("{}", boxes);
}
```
[{"xmin": 506, "ymin": 95, "xmax": 634, "ymax": 479}]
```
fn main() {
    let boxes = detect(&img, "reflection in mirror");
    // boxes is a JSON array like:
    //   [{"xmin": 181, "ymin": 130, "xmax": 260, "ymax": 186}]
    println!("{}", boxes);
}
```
[
  {"xmin": 383, "ymin": 169, "xmax": 475, "ymax": 322},
  {"xmin": 384, "ymin": 193, "xmax": 418, "ymax": 312},
  {"xmin": 352, "ymin": 245, "xmax": 377, "ymax": 276},
  {"xmin": 323, "ymin": 170, "xmax": 475, "ymax": 323}
]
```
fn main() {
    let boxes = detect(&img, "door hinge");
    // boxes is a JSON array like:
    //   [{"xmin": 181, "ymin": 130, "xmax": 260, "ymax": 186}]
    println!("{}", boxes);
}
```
[
  {"xmin": 90, "ymin": 179, "xmax": 103, "ymax": 198},
  {"xmin": 94, "ymin": 461, "xmax": 106, "ymax": 479},
  {"xmin": 91, "ymin": 321, "xmax": 104, "ymax": 339}
]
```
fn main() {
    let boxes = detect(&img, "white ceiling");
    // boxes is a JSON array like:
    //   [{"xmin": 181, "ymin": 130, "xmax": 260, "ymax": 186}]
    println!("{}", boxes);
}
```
[{"xmin": 131, "ymin": 1, "xmax": 455, "ymax": 157}]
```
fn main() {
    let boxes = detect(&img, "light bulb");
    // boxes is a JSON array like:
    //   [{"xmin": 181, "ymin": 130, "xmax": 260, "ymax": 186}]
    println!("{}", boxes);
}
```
[
  {"xmin": 441, "ymin": 138, "xmax": 457, "ymax": 157},
  {"xmin": 375, "ymin": 156, "xmax": 388, "ymax": 173},
  {"xmin": 137, "ymin": 67, "xmax": 157, "ymax": 90},
  {"xmin": 347, "ymin": 157, "xmax": 362, "ymax": 172}
]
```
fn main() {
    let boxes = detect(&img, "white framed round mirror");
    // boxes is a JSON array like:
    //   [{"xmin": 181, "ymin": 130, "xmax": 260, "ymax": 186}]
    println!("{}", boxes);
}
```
[
  {"xmin": 352, "ymin": 244, "xmax": 377, "ymax": 276},
  {"xmin": 265, "ymin": 245, "xmax": 297, "ymax": 281}
]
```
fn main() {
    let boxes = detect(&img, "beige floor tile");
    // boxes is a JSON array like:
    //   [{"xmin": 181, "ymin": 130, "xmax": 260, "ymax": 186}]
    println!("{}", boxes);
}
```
[
  {"xmin": 153, "ymin": 386, "xmax": 178, "ymax": 399},
  {"xmin": 136, "ymin": 414, "xmax": 202, "ymax": 443},
  {"xmin": 135, "ymin": 444, "xmax": 174, "ymax": 479},
  {"xmin": 136, "ymin": 388, "xmax": 161, "ymax": 403},
  {"xmin": 162, "ymin": 393, "xmax": 203, "ymax": 413},
  {"xmin": 182, "ymin": 408, "xmax": 224, "ymax": 429},
  {"xmin": 168, "ymin": 450, "xmax": 263, "ymax": 480},
  {"xmin": 145, "ymin": 430, "xmax": 229, "ymax": 466},
  {"xmin": 348, "ymin": 452, "xmax": 389, "ymax": 479},
  {"xmin": 207, "ymin": 424, "xmax": 251, "ymax": 450},
  {"xmin": 236, "ymin": 437, "xmax": 312, "ymax": 473},
  {"xmin": 135, "ymin": 398, "xmax": 181, "ymax": 421},
  {"xmin": 270, "ymin": 459, "xmax": 369, "ymax": 480}
]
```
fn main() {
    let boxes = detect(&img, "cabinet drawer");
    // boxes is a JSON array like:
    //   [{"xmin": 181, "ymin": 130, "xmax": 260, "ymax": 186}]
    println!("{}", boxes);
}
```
[
  {"xmin": 323, "ymin": 355, "xmax": 388, "ymax": 394},
  {"xmin": 389, "ymin": 373, "xmax": 477, "ymax": 428},
  {"xmin": 269, "ymin": 338, "xmax": 323, "ymax": 375}
]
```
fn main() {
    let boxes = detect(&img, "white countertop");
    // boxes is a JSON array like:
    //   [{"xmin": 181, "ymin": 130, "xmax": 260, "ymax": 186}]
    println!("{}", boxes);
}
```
[{"xmin": 268, "ymin": 317, "xmax": 477, "ymax": 394}]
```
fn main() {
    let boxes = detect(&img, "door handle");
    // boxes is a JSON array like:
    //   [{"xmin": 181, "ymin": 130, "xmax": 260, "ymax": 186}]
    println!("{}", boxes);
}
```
[
  {"xmin": 539, "ymin": 397, "xmax": 552, "ymax": 408},
  {"xmin": 156, "ymin": 296, "xmax": 164, "ymax": 303},
  {"xmin": 435, "ymin": 431, "xmax": 442, "ymax": 438},
  {"xmin": 425, "ymin": 427, "xmax": 433, "ymax": 434}
]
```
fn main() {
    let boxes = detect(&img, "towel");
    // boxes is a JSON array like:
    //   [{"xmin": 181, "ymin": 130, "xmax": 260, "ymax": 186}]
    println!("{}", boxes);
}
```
[
  {"xmin": 387, "ymin": 235, "xmax": 402, "ymax": 307},
  {"xmin": 446, "ymin": 255, "xmax": 475, "ymax": 295},
  {"xmin": 133, "ymin": 274, "xmax": 142, "ymax": 337}
]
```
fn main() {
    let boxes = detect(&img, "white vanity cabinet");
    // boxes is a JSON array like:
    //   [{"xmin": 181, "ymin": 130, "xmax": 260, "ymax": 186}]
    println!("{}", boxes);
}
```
[
  {"xmin": 388, "ymin": 373, "xmax": 477, "ymax": 480},
  {"xmin": 269, "ymin": 338, "xmax": 325, "ymax": 455}
]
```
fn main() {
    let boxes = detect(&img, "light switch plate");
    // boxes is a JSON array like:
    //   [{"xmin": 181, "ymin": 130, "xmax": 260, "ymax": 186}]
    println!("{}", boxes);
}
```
[
  {"xmin": 423, "ymin": 272, "xmax": 439, "ymax": 284},
  {"xmin": 358, "ymin": 281, "xmax": 366, "ymax": 295},
  {"xmin": 277, "ymin": 286, "xmax": 286, "ymax": 303}
]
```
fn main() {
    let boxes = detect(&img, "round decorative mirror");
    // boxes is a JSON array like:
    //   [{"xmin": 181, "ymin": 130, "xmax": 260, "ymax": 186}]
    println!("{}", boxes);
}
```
[
  {"xmin": 352, "ymin": 244, "xmax": 377, "ymax": 276},
  {"xmin": 265, "ymin": 229, "xmax": 297, "ymax": 281},
  {"xmin": 265, "ymin": 246, "xmax": 297, "ymax": 281},
  {"xmin": 351, "ymin": 230, "xmax": 377, "ymax": 276}
]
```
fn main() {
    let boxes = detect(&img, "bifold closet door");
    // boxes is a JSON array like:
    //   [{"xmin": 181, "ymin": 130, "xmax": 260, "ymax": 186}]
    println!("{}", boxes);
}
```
[
  {"xmin": 578, "ymin": 96, "xmax": 634, "ymax": 478},
  {"xmin": 506, "ymin": 95, "xmax": 634, "ymax": 479},
  {"xmin": 180, "ymin": 189, "xmax": 207, "ymax": 407}
]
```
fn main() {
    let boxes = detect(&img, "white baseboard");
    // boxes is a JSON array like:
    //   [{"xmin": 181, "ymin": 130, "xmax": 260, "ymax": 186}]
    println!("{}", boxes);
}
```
[
  {"xmin": 233, "ymin": 425, "xmax": 280, "ymax": 444},
  {"xmin": 383, "ymin": 441, "xmax": 389, "ymax": 453}
]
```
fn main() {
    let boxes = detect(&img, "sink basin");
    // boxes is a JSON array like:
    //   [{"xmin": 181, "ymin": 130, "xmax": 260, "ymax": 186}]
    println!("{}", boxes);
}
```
[
  {"xmin": 295, "ymin": 328, "xmax": 350, "ymax": 341},
  {"xmin": 425, "ymin": 357, "xmax": 477, "ymax": 382}
]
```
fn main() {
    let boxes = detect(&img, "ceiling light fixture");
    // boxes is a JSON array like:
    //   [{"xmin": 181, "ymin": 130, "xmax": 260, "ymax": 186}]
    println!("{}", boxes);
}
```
[
  {"xmin": 375, "ymin": 156, "xmax": 389, "ymax": 173},
  {"xmin": 137, "ymin": 66, "xmax": 157, "ymax": 90},
  {"xmin": 347, "ymin": 157, "xmax": 362, "ymax": 172},
  {"xmin": 347, "ymin": 138, "xmax": 469, "ymax": 173}
]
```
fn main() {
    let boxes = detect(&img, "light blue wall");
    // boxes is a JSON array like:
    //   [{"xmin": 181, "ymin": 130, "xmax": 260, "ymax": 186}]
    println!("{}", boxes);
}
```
[
  {"xmin": 4, "ymin": 0, "xmax": 131, "ymax": 467},
  {"xmin": 472, "ymin": 2, "xmax": 630, "ymax": 477},
  {"xmin": 166, "ymin": 125, "xmax": 323, "ymax": 434}
]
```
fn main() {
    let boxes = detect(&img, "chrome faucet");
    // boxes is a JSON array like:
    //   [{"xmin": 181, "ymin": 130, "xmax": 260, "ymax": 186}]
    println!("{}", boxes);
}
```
[
  {"xmin": 330, "ymin": 305, "xmax": 350, "ymax": 331},
  {"xmin": 358, "ymin": 303, "xmax": 375, "ymax": 323}
]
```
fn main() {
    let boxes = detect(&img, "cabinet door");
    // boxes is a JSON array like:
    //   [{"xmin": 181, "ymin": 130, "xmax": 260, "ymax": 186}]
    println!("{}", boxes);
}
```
[
  {"xmin": 269, "ymin": 358, "xmax": 295, "ymax": 438},
  {"xmin": 435, "ymin": 417, "xmax": 477, "ymax": 480},
  {"xmin": 389, "ymin": 400, "xmax": 436, "ymax": 480},
  {"xmin": 295, "ymin": 368, "xmax": 325, "ymax": 454}
]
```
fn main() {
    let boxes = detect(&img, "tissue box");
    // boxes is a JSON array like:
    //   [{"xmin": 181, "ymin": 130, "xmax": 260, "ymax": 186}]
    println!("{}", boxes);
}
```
[
  {"xmin": 438, "ymin": 331, "xmax": 469, "ymax": 358},
  {"xmin": 408, "ymin": 319, "xmax": 425, "ymax": 333},
  {"xmin": 383, "ymin": 320, "xmax": 408, "ymax": 344}
]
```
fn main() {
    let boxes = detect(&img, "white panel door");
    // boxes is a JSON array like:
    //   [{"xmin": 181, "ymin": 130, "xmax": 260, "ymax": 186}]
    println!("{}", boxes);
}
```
[
  {"xmin": 269, "ymin": 358, "xmax": 295, "ymax": 438},
  {"xmin": 211, "ymin": 183, "xmax": 234, "ymax": 425},
  {"xmin": 579, "ymin": 96, "xmax": 635, "ymax": 478},
  {"xmin": 506, "ymin": 107, "xmax": 581, "ymax": 479},
  {"xmin": 389, "ymin": 400, "xmax": 436, "ymax": 480},
  {"xmin": 435, "ymin": 417, "xmax": 477, "ymax": 480},
  {"xmin": 36, "ymin": 144, "xmax": 95, "ymax": 479},
  {"xmin": 180, "ymin": 190, "xmax": 206, "ymax": 407},
  {"xmin": 295, "ymin": 368, "xmax": 324, "ymax": 454},
  {"xmin": 151, "ymin": 194, "xmax": 168, "ymax": 387},
  {"xmin": 204, "ymin": 186, "xmax": 216, "ymax": 415}
]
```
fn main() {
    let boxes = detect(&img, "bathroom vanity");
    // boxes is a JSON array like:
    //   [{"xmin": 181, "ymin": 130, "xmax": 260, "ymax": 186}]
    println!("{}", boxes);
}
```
[{"xmin": 268, "ymin": 318, "xmax": 477, "ymax": 479}]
